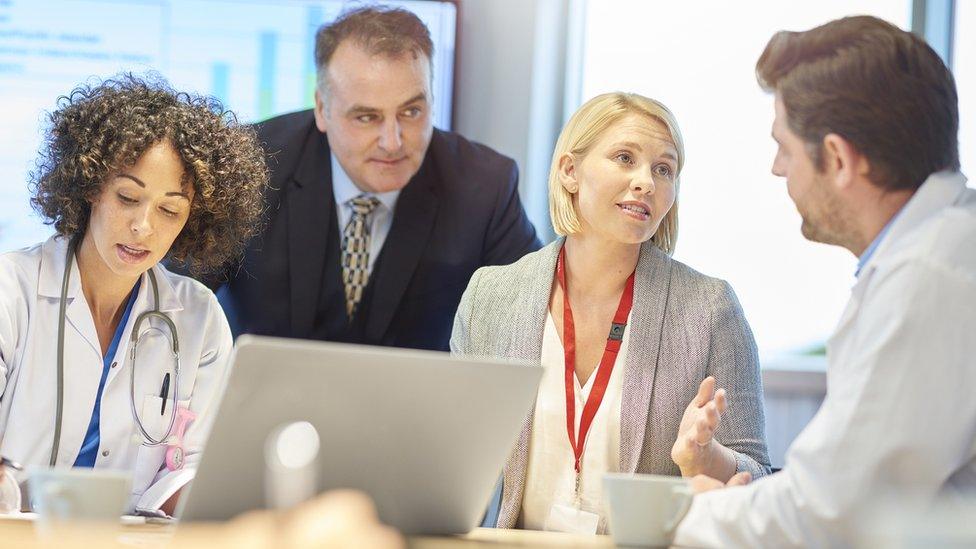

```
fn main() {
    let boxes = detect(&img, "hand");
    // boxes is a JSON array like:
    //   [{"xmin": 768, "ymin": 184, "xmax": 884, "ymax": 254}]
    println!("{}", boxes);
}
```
[
  {"xmin": 689, "ymin": 472, "xmax": 752, "ymax": 494},
  {"xmin": 224, "ymin": 490, "xmax": 404, "ymax": 549},
  {"xmin": 671, "ymin": 376, "xmax": 727, "ymax": 477},
  {"xmin": 283, "ymin": 490, "xmax": 404, "ymax": 549}
]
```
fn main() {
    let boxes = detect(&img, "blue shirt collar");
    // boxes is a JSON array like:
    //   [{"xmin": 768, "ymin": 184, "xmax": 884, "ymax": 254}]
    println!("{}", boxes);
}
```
[
  {"xmin": 330, "ymin": 154, "xmax": 401, "ymax": 211},
  {"xmin": 855, "ymin": 209, "xmax": 902, "ymax": 278}
]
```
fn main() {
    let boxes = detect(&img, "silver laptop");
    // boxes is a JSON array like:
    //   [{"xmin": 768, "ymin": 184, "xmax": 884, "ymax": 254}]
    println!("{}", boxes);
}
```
[{"xmin": 177, "ymin": 335, "xmax": 541, "ymax": 535}]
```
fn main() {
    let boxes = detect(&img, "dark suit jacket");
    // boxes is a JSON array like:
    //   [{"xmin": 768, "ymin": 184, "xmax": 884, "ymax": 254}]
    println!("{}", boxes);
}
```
[{"xmin": 214, "ymin": 109, "xmax": 541, "ymax": 351}]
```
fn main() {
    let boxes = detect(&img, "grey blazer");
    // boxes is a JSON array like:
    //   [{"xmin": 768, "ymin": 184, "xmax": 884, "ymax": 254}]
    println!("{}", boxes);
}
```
[{"xmin": 450, "ymin": 238, "xmax": 770, "ymax": 529}]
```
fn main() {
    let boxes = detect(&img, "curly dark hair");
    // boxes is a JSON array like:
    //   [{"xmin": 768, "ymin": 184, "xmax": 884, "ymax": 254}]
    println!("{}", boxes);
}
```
[{"xmin": 29, "ymin": 73, "xmax": 269, "ymax": 275}]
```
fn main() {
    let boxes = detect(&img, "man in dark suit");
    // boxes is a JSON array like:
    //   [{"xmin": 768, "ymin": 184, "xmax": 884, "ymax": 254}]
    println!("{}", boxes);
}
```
[{"xmin": 214, "ymin": 6, "xmax": 540, "ymax": 351}]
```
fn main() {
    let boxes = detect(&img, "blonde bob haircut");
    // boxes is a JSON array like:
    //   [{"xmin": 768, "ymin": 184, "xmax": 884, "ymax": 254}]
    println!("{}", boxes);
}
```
[{"xmin": 548, "ymin": 92, "xmax": 685, "ymax": 255}]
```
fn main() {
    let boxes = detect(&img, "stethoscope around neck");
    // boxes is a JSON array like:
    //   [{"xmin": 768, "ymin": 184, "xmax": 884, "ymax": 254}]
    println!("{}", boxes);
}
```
[{"xmin": 49, "ymin": 236, "xmax": 182, "ymax": 467}]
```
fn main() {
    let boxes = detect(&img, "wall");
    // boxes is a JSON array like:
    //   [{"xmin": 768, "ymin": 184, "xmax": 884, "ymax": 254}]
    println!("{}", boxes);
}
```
[{"xmin": 454, "ymin": 0, "xmax": 573, "ymax": 242}]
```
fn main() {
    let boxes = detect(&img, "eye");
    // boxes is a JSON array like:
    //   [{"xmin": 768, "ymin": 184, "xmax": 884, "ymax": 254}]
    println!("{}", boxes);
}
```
[
  {"xmin": 355, "ymin": 114, "xmax": 378, "ymax": 124},
  {"xmin": 401, "ymin": 106, "xmax": 422, "ymax": 119},
  {"xmin": 117, "ymin": 193, "xmax": 137, "ymax": 205},
  {"xmin": 654, "ymin": 164, "xmax": 675, "ymax": 178},
  {"xmin": 160, "ymin": 207, "xmax": 180, "ymax": 218},
  {"xmin": 614, "ymin": 152, "xmax": 635, "ymax": 165}
]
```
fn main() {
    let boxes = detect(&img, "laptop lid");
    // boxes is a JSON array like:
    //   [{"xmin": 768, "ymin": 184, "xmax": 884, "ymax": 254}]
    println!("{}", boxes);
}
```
[{"xmin": 178, "ymin": 335, "xmax": 541, "ymax": 534}]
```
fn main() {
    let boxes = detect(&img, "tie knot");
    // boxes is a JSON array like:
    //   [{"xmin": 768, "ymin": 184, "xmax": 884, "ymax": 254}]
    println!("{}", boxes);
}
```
[{"xmin": 349, "ymin": 195, "xmax": 380, "ymax": 216}]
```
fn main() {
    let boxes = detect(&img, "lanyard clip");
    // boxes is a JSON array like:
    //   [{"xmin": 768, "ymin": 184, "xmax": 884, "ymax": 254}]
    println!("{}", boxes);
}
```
[{"xmin": 574, "ymin": 468, "xmax": 582, "ymax": 505}]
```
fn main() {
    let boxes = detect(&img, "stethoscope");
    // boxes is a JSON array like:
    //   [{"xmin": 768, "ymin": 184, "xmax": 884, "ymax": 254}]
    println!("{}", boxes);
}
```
[{"xmin": 49, "ymin": 237, "xmax": 184, "ymax": 468}]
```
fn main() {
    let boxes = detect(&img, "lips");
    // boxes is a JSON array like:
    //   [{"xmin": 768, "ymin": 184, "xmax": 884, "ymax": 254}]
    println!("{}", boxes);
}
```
[
  {"xmin": 617, "ymin": 202, "xmax": 651, "ymax": 221},
  {"xmin": 370, "ymin": 157, "xmax": 406, "ymax": 166},
  {"xmin": 116, "ymin": 244, "xmax": 150, "ymax": 264}
]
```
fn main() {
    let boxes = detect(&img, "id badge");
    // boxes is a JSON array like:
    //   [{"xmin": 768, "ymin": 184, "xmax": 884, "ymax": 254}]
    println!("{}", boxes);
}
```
[{"xmin": 544, "ymin": 503, "xmax": 600, "ymax": 535}]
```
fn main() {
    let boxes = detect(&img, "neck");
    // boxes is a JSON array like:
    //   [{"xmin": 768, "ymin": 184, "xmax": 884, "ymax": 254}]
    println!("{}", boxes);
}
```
[
  {"xmin": 850, "ymin": 188, "xmax": 914, "ymax": 257},
  {"xmin": 562, "ymin": 233, "xmax": 640, "ymax": 298},
  {"xmin": 74, "ymin": 234, "xmax": 140, "ymax": 328}
]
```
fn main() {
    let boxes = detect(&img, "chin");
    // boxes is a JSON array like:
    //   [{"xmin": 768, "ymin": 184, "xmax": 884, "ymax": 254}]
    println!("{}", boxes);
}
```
[
  {"xmin": 366, "ymin": 176, "xmax": 411, "ymax": 194},
  {"xmin": 799, "ymin": 220, "xmax": 831, "ymax": 245}
]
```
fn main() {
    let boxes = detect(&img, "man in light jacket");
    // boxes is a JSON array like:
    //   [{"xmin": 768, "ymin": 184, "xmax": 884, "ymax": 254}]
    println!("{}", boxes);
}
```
[{"xmin": 675, "ymin": 15, "xmax": 976, "ymax": 547}]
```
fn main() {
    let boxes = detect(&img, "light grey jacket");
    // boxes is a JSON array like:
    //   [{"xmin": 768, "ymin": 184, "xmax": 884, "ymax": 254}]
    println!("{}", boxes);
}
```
[{"xmin": 450, "ymin": 238, "xmax": 770, "ymax": 529}]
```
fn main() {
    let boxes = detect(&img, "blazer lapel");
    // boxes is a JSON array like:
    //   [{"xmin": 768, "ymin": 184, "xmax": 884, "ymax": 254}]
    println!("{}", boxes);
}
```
[
  {"xmin": 363, "ymin": 157, "xmax": 439, "ymax": 342},
  {"xmin": 498, "ymin": 239, "xmax": 560, "ymax": 528},
  {"xmin": 286, "ymin": 127, "xmax": 335, "ymax": 338},
  {"xmin": 619, "ymin": 242, "xmax": 673, "ymax": 473}
]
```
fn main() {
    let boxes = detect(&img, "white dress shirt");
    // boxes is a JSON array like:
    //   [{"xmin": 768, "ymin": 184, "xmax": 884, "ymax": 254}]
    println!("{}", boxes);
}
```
[
  {"xmin": 331, "ymin": 154, "xmax": 401, "ymax": 277},
  {"xmin": 520, "ymin": 310, "xmax": 631, "ymax": 533},
  {"xmin": 675, "ymin": 171, "xmax": 976, "ymax": 547}
]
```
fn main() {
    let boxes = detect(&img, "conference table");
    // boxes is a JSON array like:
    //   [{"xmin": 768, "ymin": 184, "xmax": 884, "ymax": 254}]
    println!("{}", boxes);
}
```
[{"xmin": 0, "ymin": 516, "xmax": 625, "ymax": 548}]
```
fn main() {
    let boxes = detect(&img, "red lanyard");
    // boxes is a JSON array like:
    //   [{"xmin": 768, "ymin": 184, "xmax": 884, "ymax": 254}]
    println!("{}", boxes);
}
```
[{"xmin": 556, "ymin": 245, "xmax": 635, "ymax": 492}]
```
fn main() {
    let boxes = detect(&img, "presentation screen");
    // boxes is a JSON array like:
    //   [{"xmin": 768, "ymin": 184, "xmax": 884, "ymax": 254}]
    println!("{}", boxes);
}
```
[{"xmin": 0, "ymin": 0, "xmax": 457, "ymax": 251}]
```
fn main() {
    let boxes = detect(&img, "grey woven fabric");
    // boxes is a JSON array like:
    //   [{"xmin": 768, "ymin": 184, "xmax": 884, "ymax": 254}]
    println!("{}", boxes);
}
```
[{"xmin": 451, "ymin": 238, "xmax": 771, "ymax": 528}]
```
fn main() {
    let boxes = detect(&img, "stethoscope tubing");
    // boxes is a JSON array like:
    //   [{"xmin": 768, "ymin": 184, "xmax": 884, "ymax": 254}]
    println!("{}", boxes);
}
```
[{"xmin": 50, "ymin": 237, "xmax": 180, "ymax": 467}]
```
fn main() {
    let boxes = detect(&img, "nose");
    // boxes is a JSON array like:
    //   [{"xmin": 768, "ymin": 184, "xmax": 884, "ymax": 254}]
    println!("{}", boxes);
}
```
[
  {"xmin": 771, "ymin": 153, "xmax": 786, "ymax": 178},
  {"xmin": 377, "ymin": 118, "xmax": 403, "ymax": 153},
  {"xmin": 130, "ymin": 204, "xmax": 153, "ymax": 237},
  {"xmin": 631, "ymin": 167, "xmax": 656, "ymax": 195}
]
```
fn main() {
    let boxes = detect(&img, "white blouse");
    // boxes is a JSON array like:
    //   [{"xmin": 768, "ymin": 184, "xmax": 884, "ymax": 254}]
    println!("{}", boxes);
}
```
[{"xmin": 520, "ymin": 310, "xmax": 631, "ymax": 533}]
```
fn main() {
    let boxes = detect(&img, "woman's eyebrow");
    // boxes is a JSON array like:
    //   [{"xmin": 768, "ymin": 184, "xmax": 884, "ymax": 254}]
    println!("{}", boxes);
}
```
[{"xmin": 118, "ymin": 173, "xmax": 190, "ymax": 199}]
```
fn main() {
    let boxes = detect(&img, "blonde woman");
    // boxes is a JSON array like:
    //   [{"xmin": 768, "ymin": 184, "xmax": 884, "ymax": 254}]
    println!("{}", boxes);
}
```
[{"xmin": 451, "ymin": 92, "xmax": 769, "ymax": 533}]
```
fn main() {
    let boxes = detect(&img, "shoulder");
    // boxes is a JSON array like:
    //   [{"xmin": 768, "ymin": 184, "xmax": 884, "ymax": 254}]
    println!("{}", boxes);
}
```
[
  {"xmin": 0, "ymin": 242, "xmax": 47, "ymax": 333},
  {"xmin": 253, "ymin": 109, "xmax": 316, "ymax": 149},
  {"xmin": 886, "ymin": 191, "xmax": 976, "ymax": 284},
  {"xmin": 648, "ymin": 251, "xmax": 744, "ymax": 329},
  {"xmin": 155, "ymin": 264, "xmax": 224, "ymax": 315},
  {"xmin": 0, "ymin": 242, "xmax": 42, "ymax": 281},
  {"xmin": 660, "ymin": 252, "xmax": 735, "ymax": 304},
  {"xmin": 427, "ymin": 129, "xmax": 518, "ymax": 188},
  {"xmin": 469, "ymin": 243, "xmax": 554, "ymax": 295}
]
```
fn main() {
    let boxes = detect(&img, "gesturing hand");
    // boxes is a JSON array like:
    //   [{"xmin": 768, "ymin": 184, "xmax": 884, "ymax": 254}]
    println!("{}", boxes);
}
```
[
  {"xmin": 688, "ymin": 472, "xmax": 752, "ymax": 495},
  {"xmin": 671, "ymin": 376, "xmax": 727, "ymax": 477}
]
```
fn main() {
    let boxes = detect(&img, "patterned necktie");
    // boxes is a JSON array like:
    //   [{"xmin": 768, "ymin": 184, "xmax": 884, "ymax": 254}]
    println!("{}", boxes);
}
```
[{"xmin": 342, "ymin": 195, "xmax": 381, "ymax": 318}]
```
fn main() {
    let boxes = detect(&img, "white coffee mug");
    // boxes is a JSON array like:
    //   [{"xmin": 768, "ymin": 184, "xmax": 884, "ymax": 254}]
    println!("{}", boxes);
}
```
[
  {"xmin": 0, "ymin": 465, "xmax": 21, "ymax": 514},
  {"xmin": 603, "ymin": 473, "xmax": 693, "ymax": 548},
  {"xmin": 29, "ymin": 468, "xmax": 132, "ymax": 525}
]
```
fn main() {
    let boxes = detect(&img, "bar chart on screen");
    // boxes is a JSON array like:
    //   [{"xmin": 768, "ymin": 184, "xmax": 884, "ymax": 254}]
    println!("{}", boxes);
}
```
[{"xmin": 0, "ymin": 0, "xmax": 456, "ymax": 251}]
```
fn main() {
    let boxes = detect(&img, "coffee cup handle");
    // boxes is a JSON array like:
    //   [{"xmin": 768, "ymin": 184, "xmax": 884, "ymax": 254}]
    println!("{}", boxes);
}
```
[{"xmin": 664, "ymin": 485, "xmax": 694, "ymax": 534}]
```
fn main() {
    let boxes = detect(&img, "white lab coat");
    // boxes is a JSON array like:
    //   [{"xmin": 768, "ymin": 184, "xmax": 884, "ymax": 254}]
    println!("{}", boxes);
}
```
[
  {"xmin": 675, "ymin": 171, "xmax": 976, "ymax": 547},
  {"xmin": 0, "ymin": 236, "xmax": 232, "ymax": 512}
]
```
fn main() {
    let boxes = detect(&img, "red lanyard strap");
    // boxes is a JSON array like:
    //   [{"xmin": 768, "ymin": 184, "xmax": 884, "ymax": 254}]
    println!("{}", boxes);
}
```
[{"xmin": 556, "ymin": 245, "xmax": 636, "ymax": 477}]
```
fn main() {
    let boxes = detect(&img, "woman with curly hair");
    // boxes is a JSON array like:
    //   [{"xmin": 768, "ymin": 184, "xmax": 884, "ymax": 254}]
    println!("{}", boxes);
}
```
[{"xmin": 0, "ymin": 74, "xmax": 267, "ymax": 515}]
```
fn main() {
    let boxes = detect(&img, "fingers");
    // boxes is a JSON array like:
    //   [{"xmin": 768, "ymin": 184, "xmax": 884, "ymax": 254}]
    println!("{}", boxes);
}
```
[
  {"xmin": 688, "ymin": 471, "xmax": 752, "ymax": 495},
  {"xmin": 726, "ymin": 471, "xmax": 752, "ymax": 487},
  {"xmin": 694, "ymin": 376, "xmax": 716, "ymax": 407},
  {"xmin": 694, "ymin": 418, "xmax": 714, "ymax": 446},
  {"xmin": 693, "ymin": 400, "xmax": 722, "ymax": 446},
  {"xmin": 689, "ymin": 474, "xmax": 725, "ymax": 494},
  {"xmin": 714, "ymin": 388, "xmax": 727, "ymax": 414}
]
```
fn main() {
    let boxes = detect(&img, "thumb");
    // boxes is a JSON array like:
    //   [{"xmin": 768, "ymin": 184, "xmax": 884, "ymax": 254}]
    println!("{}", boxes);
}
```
[{"xmin": 694, "ymin": 376, "xmax": 716, "ymax": 407}]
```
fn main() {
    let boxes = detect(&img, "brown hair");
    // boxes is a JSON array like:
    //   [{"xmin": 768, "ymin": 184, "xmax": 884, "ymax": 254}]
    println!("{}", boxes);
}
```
[
  {"xmin": 29, "ymin": 74, "xmax": 269, "ymax": 276},
  {"xmin": 756, "ymin": 15, "xmax": 958, "ymax": 191},
  {"xmin": 314, "ymin": 6, "xmax": 433, "ymax": 93}
]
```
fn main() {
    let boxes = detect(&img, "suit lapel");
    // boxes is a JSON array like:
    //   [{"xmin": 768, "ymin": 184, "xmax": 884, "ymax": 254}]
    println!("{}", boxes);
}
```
[
  {"xmin": 363, "ymin": 156, "xmax": 439, "ymax": 342},
  {"xmin": 498, "ymin": 240, "xmax": 560, "ymax": 528},
  {"xmin": 619, "ymin": 242, "xmax": 673, "ymax": 473},
  {"xmin": 286, "ymin": 126, "xmax": 335, "ymax": 338}
]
